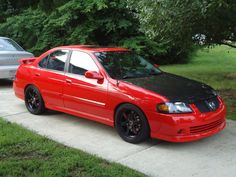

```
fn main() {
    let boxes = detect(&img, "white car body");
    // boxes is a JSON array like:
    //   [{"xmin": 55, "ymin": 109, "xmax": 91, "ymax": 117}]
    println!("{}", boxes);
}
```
[{"xmin": 0, "ymin": 37, "xmax": 34, "ymax": 79}]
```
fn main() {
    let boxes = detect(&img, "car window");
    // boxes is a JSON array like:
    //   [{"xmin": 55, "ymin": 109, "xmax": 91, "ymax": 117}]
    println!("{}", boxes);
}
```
[
  {"xmin": 95, "ymin": 51, "xmax": 162, "ymax": 79},
  {"xmin": 0, "ymin": 38, "xmax": 24, "ymax": 51},
  {"xmin": 38, "ymin": 50, "xmax": 69, "ymax": 72},
  {"xmin": 69, "ymin": 51, "xmax": 99, "ymax": 75},
  {"xmin": 38, "ymin": 56, "xmax": 49, "ymax": 68}
]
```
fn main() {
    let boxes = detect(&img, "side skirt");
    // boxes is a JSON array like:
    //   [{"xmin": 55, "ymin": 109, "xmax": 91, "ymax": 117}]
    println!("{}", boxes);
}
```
[{"xmin": 45, "ymin": 103, "xmax": 114, "ymax": 127}]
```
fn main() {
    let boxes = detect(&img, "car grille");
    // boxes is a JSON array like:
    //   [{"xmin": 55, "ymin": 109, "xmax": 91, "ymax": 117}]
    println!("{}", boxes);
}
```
[
  {"xmin": 194, "ymin": 96, "xmax": 220, "ymax": 113},
  {"xmin": 190, "ymin": 118, "xmax": 224, "ymax": 134}
]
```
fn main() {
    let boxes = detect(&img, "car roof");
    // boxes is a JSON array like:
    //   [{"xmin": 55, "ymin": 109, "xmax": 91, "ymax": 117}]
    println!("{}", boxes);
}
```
[
  {"xmin": 0, "ymin": 37, "xmax": 10, "ymax": 39},
  {"xmin": 56, "ymin": 45, "xmax": 130, "ymax": 52}
]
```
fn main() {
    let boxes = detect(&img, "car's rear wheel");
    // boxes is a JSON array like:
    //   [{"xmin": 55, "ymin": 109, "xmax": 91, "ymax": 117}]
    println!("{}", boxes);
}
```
[
  {"xmin": 25, "ymin": 85, "xmax": 45, "ymax": 115},
  {"xmin": 115, "ymin": 104, "xmax": 150, "ymax": 144}
]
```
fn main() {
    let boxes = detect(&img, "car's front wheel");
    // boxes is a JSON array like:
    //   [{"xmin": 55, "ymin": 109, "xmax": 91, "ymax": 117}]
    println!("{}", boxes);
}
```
[
  {"xmin": 115, "ymin": 104, "xmax": 150, "ymax": 144},
  {"xmin": 25, "ymin": 85, "xmax": 45, "ymax": 115}
]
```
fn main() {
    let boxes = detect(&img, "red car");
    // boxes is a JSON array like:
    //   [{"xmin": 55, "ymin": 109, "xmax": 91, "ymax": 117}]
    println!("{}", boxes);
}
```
[{"xmin": 14, "ymin": 45, "xmax": 226, "ymax": 143}]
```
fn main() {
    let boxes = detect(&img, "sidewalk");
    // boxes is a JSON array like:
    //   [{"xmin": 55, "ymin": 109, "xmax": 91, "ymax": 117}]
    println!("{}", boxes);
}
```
[{"xmin": 1, "ymin": 85, "xmax": 236, "ymax": 177}]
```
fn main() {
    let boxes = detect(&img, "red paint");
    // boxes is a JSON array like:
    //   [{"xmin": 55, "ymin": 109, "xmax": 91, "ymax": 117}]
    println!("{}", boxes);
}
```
[
  {"xmin": 19, "ymin": 57, "xmax": 36, "ymax": 65},
  {"xmin": 13, "ymin": 45, "xmax": 226, "ymax": 142}
]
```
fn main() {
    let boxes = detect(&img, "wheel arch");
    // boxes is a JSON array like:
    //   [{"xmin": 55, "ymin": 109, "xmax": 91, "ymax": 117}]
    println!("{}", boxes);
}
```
[
  {"xmin": 24, "ymin": 84, "xmax": 45, "ymax": 101},
  {"xmin": 24, "ymin": 83, "xmax": 46, "ymax": 115},
  {"xmin": 113, "ymin": 102, "xmax": 150, "ymax": 129},
  {"xmin": 24, "ymin": 84, "xmax": 34, "ymax": 94}
]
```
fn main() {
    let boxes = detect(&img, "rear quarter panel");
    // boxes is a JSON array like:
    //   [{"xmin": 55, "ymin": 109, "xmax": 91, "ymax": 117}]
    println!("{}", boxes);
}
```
[{"xmin": 14, "ymin": 64, "xmax": 34, "ymax": 100}]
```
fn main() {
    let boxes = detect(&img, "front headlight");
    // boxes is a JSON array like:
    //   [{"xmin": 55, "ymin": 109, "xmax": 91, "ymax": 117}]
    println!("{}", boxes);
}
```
[{"xmin": 157, "ymin": 102, "xmax": 192, "ymax": 114}]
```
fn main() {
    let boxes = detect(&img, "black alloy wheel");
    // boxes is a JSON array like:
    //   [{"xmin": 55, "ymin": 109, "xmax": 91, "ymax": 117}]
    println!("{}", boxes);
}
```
[
  {"xmin": 25, "ymin": 85, "xmax": 45, "ymax": 115},
  {"xmin": 115, "ymin": 104, "xmax": 150, "ymax": 144}
]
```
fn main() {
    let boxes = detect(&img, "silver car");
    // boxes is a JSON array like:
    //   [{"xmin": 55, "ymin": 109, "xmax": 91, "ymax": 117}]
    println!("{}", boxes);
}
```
[{"xmin": 0, "ymin": 37, "xmax": 34, "ymax": 79}]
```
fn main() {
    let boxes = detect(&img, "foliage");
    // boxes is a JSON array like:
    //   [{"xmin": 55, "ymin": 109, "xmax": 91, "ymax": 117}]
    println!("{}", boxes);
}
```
[
  {"xmin": 0, "ymin": 0, "xmax": 163, "ymax": 60},
  {"xmin": 128, "ymin": 0, "xmax": 236, "ymax": 63},
  {"xmin": 0, "ymin": 0, "xmax": 235, "ymax": 63}
]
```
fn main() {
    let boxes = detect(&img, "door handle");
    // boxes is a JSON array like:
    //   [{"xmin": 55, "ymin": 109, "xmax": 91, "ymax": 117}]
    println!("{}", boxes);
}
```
[
  {"xmin": 65, "ymin": 79, "xmax": 72, "ymax": 84},
  {"xmin": 35, "ymin": 73, "xmax": 40, "ymax": 77}
]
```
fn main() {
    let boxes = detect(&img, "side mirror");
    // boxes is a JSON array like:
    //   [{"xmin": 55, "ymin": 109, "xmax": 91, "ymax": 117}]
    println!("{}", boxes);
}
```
[
  {"xmin": 153, "ymin": 64, "xmax": 160, "ymax": 68},
  {"xmin": 85, "ymin": 71, "xmax": 104, "ymax": 80}
]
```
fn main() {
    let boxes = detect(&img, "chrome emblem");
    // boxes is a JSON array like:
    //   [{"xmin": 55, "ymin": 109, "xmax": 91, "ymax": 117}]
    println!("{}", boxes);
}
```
[{"xmin": 207, "ymin": 101, "xmax": 216, "ymax": 111}]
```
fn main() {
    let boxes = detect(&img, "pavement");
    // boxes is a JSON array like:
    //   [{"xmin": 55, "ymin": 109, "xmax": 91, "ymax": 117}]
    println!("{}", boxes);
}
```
[{"xmin": 1, "ymin": 79, "xmax": 236, "ymax": 177}]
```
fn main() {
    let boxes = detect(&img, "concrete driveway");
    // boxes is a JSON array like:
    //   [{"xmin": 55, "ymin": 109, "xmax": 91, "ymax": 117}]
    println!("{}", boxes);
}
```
[{"xmin": 1, "ymin": 80, "xmax": 236, "ymax": 177}]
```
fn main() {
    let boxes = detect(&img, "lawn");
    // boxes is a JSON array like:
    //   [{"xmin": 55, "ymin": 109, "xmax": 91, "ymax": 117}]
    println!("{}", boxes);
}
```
[
  {"xmin": 161, "ymin": 45, "xmax": 236, "ymax": 120},
  {"xmin": 0, "ymin": 118, "xmax": 146, "ymax": 177}
]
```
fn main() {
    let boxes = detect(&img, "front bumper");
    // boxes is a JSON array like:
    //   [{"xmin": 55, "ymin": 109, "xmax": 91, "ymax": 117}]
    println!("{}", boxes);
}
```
[
  {"xmin": 147, "ymin": 97, "xmax": 227, "ymax": 142},
  {"xmin": 0, "ymin": 65, "xmax": 18, "ymax": 79}
]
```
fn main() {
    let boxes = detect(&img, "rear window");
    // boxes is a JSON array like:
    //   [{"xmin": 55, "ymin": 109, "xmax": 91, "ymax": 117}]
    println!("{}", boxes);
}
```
[
  {"xmin": 0, "ymin": 38, "xmax": 24, "ymax": 51},
  {"xmin": 38, "ymin": 50, "xmax": 69, "ymax": 72}
]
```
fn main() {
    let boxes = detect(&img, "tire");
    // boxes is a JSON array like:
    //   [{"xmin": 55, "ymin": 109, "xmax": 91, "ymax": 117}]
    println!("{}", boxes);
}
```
[
  {"xmin": 25, "ymin": 85, "xmax": 46, "ymax": 115},
  {"xmin": 115, "ymin": 103, "xmax": 150, "ymax": 144}
]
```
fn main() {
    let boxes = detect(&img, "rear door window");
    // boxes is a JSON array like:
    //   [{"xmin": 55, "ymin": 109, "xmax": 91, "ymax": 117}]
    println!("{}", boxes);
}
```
[
  {"xmin": 38, "ymin": 50, "xmax": 69, "ymax": 72},
  {"xmin": 38, "ymin": 56, "xmax": 49, "ymax": 68}
]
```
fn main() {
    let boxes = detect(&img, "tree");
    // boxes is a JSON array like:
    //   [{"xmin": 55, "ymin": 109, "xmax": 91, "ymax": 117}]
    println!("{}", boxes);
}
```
[
  {"xmin": 2, "ymin": 0, "xmax": 234, "ymax": 63},
  {"xmin": 128, "ymin": 0, "xmax": 236, "ymax": 63},
  {"xmin": 0, "ymin": 0, "xmax": 164, "ymax": 60}
]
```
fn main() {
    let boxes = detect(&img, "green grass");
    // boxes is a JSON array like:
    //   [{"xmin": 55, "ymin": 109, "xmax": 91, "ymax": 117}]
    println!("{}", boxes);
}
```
[
  {"xmin": 161, "ymin": 45, "xmax": 236, "ymax": 120},
  {"xmin": 0, "ymin": 118, "xmax": 146, "ymax": 177}
]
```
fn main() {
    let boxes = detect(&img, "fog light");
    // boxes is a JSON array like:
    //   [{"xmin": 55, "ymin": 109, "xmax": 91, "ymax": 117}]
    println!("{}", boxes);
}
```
[{"xmin": 177, "ymin": 129, "xmax": 187, "ymax": 135}]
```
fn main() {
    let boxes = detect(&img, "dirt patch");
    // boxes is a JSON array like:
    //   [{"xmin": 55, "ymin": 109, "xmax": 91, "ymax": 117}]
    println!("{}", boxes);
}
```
[
  {"xmin": 219, "ymin": 89, "xmax": 236, "ymax": 120},
  {"xmin": 67, "ymin": 162, "xmax": 87, "ymax": 177},
  {"xmin": 0, "ymin": 142, "xmax": 51, "ymax": 161},
  {"xmin": 226, "ymin": 73, "xmax": 236, "ymax": 80},
  {"xmin": 0, "ymin": 151, "xmax": 51, "ymax": 161},
  {"xmin": 219, "ymin": 89, "xmax": 236, "ymax": 99}
]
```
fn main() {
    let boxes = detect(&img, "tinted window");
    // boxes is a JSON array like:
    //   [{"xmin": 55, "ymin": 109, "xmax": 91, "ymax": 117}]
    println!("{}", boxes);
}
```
[
  {"xmin": 95, "ymin": 51, "xmax": 161, "ymax": 79},
  {"xmin": 38, "ymin": 50, "xmax": 68, "ymax": 71},
  {"xmin": 69, "ymin": 51, "xmax": 98, "ymax": 75},
  {"xmin": 47, "ymin": 50, "xmax": 69, "ymax": 71},
  {"xmin": 38, "ymin": 56, "xmax": 49, "ymax": 68},
  {"xmin": 0, "ymin": 38, "xmax": 24, "ymax": 51}
]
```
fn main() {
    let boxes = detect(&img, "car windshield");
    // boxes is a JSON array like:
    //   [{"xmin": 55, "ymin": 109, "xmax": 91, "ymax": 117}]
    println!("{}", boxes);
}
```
[
  {"xmin": 95, "ymin": 51, "xmax": 162, "ymax": 79},
  {"xmin": 0, "ymin": 38, "xmax": 24, "ymax": 51}
]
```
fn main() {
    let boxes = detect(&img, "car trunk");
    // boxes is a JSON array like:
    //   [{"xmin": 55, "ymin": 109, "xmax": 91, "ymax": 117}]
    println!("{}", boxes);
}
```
[{"xmin": 0, "ymin": 51, "xmax": 34, "ymax": 66}]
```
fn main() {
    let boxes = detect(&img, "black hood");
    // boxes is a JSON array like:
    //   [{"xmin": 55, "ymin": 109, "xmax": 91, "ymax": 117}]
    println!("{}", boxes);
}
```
[{"xmin": 123, "ymin": 73, "xmax": 217, "ymax": 103}]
